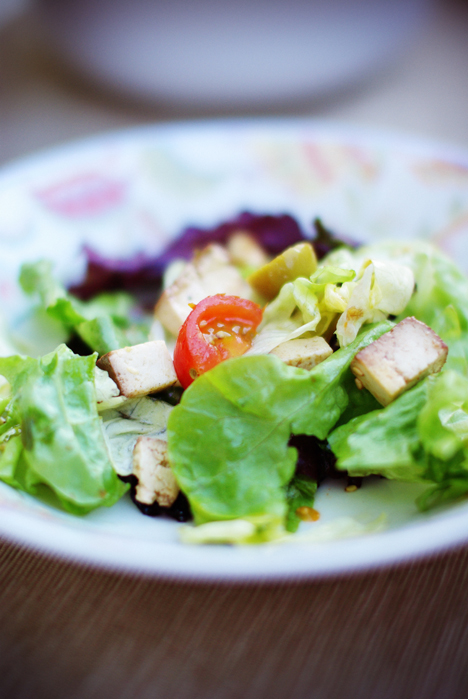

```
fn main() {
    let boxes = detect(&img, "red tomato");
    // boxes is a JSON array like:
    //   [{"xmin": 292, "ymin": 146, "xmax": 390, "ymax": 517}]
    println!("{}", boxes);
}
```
[{"xmin": 173, "ymin": 295, "xmax": 263, "ymax": 388}]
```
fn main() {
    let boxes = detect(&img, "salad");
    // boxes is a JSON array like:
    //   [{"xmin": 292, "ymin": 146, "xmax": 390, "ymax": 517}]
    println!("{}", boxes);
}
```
[{"xmin": 1, "ymin": 212, "xmax": 468, "ymax": 546}]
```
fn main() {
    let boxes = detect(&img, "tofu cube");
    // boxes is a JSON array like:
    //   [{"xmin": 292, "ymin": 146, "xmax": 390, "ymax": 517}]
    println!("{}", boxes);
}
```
[
  {"xmin": 269, "ymin": 336, "xmax": 333, "ymax": 370},
  {"xmin": 97, "ymin": 341, "xmax": 177, "ymax": 398},
  {"xmin": 193, "ymin": 243, "xmax": 233, "ymax": 283},
  {"xmin": 226, "ymin": 232, "xmax": 270, "ymax": 269},
  {"xmin": 351, "ymin": 317, "xmax": 448, "ymax": 406},
  {"xmin": 154, "ymin": 265, "xmax": 205, "ymax": 336},
  {"xmin": 154, "ymin": 243, "xmax": 252, "ymax": 336},
  {"xmin": 133, "ymin": 436, "xmax": 179, "ymax": 507}
]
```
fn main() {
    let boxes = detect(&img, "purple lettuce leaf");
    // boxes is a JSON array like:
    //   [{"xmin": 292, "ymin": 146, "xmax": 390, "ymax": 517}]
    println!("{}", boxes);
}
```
[
  {"xmin": 312, "ymin": 218, "xmax": 361, "ymax": 259},
  {"xmin": 70, "ymin": 212, "xmax": 307, "ymax": 304},
  {"xmin": 69, "ymin": 212, "xmax": 359, "ymax": 307}
]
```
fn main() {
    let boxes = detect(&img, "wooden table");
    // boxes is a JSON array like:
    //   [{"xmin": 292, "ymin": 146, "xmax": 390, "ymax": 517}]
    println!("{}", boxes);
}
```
[{"xmin": 1, "ymin": 539, "xmax": 468, "ymax": 698}]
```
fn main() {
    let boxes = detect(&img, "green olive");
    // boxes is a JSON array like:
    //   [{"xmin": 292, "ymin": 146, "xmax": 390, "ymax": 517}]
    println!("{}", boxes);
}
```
[{"xmin": 247, "ymin": 242, "xmax": 317, "ymax": 300}]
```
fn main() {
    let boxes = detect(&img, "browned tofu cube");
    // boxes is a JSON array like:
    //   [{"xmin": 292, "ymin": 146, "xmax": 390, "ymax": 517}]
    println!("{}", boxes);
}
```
[
  {"xmin": 226, "ymin": 232, "xmax": 270, "ymax": 268},
  {"xmin": 351, "ymin": 317, "xmax": 448, "ymax": 406},
  {"xmin": 97, "ymin": 341, "xmax": 177, "ymax": 398},
  {"xmin": 133, "ymin": 436, "xmax": 179, "ymax": 507},
  {"xmin": 269, "ymin": 336, "xmax": 333, "ymax": 370}
]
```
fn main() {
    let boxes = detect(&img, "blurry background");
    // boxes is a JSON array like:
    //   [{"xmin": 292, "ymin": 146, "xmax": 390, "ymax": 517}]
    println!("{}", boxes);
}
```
[{"xmin": 0, "ymin": 0, "xmax": 467, "ymax": 166}]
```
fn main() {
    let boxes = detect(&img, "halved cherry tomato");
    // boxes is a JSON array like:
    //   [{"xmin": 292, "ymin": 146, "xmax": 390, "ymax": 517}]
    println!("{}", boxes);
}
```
[{"xmin": 173, "ymin": 295, "xmax": 263, "ymax": 389}]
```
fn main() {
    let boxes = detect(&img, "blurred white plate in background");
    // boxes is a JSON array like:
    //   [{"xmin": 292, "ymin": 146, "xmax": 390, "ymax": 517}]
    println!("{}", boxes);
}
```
[
  {"xmin": 0, "ymin": 0, "xmax": 28, "ymax": 28},
  {"xmin": 37, "ymin": 0, "xmax": 432, "ymax": 108}
]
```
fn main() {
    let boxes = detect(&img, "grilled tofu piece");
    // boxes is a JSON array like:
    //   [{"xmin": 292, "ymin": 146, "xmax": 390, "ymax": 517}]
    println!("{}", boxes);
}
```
[
  {"xmin": 154, "ymin": 243, "xmax": 252, "ymax": 336},
  {"xmin": 97, "ymin": 340, "xmax": 177, "ymax": 398},
  {"xmin": 351, "ymin": 316, "xmax": 448, "ymax": 406},
  {"xmin": 269, "ymin": 336, "xmax": 333, "ymax": 370},
  {"xmin": 226, "ymin": 232, "xmax": 270, "ymax": 269},
  {"xmin": 133, "ymin": 436, "xmax": 179, "ymax": 507}
]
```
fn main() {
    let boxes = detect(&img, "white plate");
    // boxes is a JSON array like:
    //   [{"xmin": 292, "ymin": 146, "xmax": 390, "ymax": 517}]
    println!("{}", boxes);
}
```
[
  {"xmin": 38, "ymin": 0, "xmax": 430, "ymax": 107},
  {"xmin": 1, "ymin": 119, "xmax": 468, "ymax": 582}
]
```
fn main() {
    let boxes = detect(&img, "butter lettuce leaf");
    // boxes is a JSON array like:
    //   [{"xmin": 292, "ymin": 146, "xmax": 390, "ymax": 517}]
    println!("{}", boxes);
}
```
[
  {"xmin": 329, "ymin": 370, "xmax": 468, "ymax": 511},
  {"xmin": 335, "ymin": 259, "xmax": 414, "ymax": 346},
  {"xmin": 248, "ymin": 255, "xmax": 410, "ymax": 355},
  {"xmin": 329, "ymin": 381, "xmax": 429, "ymax": 482},
  {"xmin": 0, "ymin": 345, "xmax": 128, "ymax": 514},
  {"xmin": 101, "ymin": 397, "xmax": 173, "ymax": 477},
  {"xmin": 248, "ymin": 267, "xmax": 356, "ymax": 355},
  {"xmin": 19, "ymin": 260, "xmax": 149, "ymax": 355},
  {"xmin": 326, "ymin": 240, "xmax": 468, "ymax": 374},
  {"xmin": 395, "ymin": 244, "xmax": 468, "ymax": 377},
  {"xmin": 285, "ymin": 475, "xmax": 317, "ymax": 533},
  {"xmin": 167, "ymin": 321, "xmax": 392, "ymax": 536}
]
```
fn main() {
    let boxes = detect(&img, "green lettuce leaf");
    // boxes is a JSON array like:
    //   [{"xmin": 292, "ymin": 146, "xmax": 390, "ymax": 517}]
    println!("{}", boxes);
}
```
[
  {"xmin": 248, "ymin": 255, "xmax": 411, "ymax": 355},
  {"xmin": 395, "ymin": 244, "xmax": 468, "ymax": 377},
  {"xmin": 325, "ymin": 240, "xmax": 468, "ymax": 374},
  {"xmin": 248, "ymin": 267, "xmax": 356, "ymax": 355},
  {"xmin": 0, "ymin": 345, "xmax": 128, "ymax": 514},
  {"xmin": 333, "ymin": 259, "xmax": 414, "ymax": 346},
  {"xmin": 19, "ymin": 260, "xmax": 150, "ymax": 355},
  {"xmin": 328, "ymin": 381, "xmax": 428, "ymax": 481},
  {"xmin": 329, "ymin": 370, "xmax": 468, "ymax": 511},
  {"xmin": 178, "ymin": 513, "xmax": 386, "ymax": 545},
  {"xmin": 167, "ymin": 321, "xmax": 392, "ymax": 536},
  {"xmin": 179, "ymin": 519, "xmax": 259, "ymax": 544},
  {"xmin": 9, "ymin": 306, "xmax": 69, "ymax": 358},
  {"xmin": 101, "ymin": 397, "xmax": 173, "ymax": 476},
  {"xmin": 416, "ymin": 371, "xmax": 468, "ymax": 510},
  {"xmin": 285, "ymin": 475, "xmax": 317, "ymax": 533}
]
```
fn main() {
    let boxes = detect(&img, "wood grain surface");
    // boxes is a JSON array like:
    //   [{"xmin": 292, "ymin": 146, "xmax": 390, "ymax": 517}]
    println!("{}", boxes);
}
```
[{"xmin": 1, "ymin": 538, "xmax": 468, "ymax": 699}]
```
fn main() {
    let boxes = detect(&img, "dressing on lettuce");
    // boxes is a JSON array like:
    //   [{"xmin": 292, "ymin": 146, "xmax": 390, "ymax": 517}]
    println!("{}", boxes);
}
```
[
  {"xmin": 167, "ymin": 322, "xmax": 393, "ymax": 541},
  {"xmin": 248, "ymin": 266, "xmax": 355, "ymax": 355},
  {"xmin": 1, "ymin": 231, "xmax": 468, "ymax": 540},
  {"xmin": 335, "ymin": 259, "xmax": 414, "ymax": 346},
  {"xmin": 285, "ymin": 474, "xmax": 318, "ymax": 533},
  {"xmin": 322, "ymin": 240, "xmax": 468, "ymax": 512},
  {"xmin": 248, "ymin": 258, "xmax": 413, "ymax": 355},
  {"xmin": 325, "ymin": 240, "xmax": 468, "ymax": 374},
  {"xmin": 168, "ymin": 241, "xmax": 468, "ymax": 539}
]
